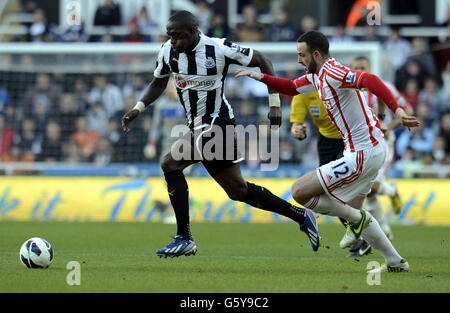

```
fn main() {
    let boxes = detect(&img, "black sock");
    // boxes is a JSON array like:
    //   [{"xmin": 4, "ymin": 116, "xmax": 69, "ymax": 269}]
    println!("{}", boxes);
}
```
[
  {"xmin": 242, "ymin": 182, "xmax": 306, "ymax": 224},
  {"xmin": 164, "ymin": 170, "xmax": 193, "ymax": 240}
]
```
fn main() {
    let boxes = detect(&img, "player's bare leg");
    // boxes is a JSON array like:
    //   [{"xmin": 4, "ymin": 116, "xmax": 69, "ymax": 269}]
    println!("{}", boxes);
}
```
[
  {"xmin": 291, "ymin": 170, "xmax": 405, "ymax": 267},
  {"xmin": 292, "ymin": 171, "xmax": 363, "ymax": 222}
]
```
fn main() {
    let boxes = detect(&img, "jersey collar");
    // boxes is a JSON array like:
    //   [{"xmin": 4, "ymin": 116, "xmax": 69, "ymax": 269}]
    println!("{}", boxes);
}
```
[{"xmin": 318, "ymin": 57, "xmax": 334, "ymax": 77}]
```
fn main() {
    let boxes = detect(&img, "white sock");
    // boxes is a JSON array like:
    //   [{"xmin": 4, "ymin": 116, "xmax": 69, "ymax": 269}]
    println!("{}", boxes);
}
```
[
  {"xmin": 305, "ymin": 195, "xmax": 403, "ymax": 265},
  {"xmin": 377, "ymin": 181, "xmax": 396, "ymax": 197},
  {"xmin": 362, "ymin": 216, "xmax": 402, "ymax": 265},
  {"xmin": 366, "ymin": 196, "xmax": 392, "ymax": 236},
  {"xmin": 304, "ymin": 194, "xmax": 362, "ymax": 224}
]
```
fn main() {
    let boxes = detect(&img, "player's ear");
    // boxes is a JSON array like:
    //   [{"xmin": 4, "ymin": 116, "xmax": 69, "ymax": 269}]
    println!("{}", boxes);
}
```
[{"xmin": 312, "ymin": 50, "xmax": 321, "ymax": 60}]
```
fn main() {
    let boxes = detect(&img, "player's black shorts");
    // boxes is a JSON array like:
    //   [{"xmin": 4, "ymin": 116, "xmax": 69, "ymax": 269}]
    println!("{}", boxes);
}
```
[
  {"xmin": 190, "ymin": 116, "xmax": 243, "ymax": 177},
  {"xmin": 317, "ymin": 133, "xmax": 345, "ymax": 166}
]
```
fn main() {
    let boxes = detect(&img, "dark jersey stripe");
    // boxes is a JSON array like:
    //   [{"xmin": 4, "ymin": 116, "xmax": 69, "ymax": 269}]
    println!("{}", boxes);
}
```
[
  {"xmin": 158, "ymin": 59, "xmax": 170, "ymax": 76},
  {"xmin": 202, "ymin": 89, "xmax": 217, "ymax": 125},
  {"xmin": 203, "ymin": 45, "xmax": 218, "ymax": 123},
  {"xmin": 176, "ymin": 87, "xmax": 187, "ymax": 116},
  {"xmin": 186, "ymin": 51, "xmax": 197, "ymax": 75},
  {"xmin": 188, "ymin": 89, "xmax": 198, "ymax": 126},
  {"xmin": 169, "ymin": 49, "xmax": 179, "ymax": 73},
  {"xmin": 186, "ymin": 50, "xmax": 198, "ymax": 125},
  {"xmin": 218, "ymin": 57, "xmax": 233, "ymax": 119}
]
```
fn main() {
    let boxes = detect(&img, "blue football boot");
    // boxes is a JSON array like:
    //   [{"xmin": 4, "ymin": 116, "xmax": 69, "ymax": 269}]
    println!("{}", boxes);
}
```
[
  {"xmin": 156, "ymin": 235, "xmax": 197, "ymax": 258},
  {"xmin": 300, "ymin": 208, "xmax": 321, "ymax": 252}
]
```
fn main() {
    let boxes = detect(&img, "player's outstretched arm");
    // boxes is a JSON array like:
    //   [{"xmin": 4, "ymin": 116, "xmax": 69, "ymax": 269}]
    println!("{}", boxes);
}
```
[
  {"xmin": 245, "ymin": 50, "xmax": 282, "ymax": 127},
  {"xmin": 122, "ymin": 76, "xmax": 169, "ymax": 133},
  {"xmin": 235, "ymin": 70, "xmax": 299, "ymax": 96},
  {"xmin": 358, "ymin": 73, "xmax": 420, "ymax": 129}
]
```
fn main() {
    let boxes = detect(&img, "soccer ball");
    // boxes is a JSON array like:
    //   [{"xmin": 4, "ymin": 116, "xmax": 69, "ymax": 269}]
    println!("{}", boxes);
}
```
[{"xmin": 19, "ymin": 237, "xmax": 54, "ymax": 269}]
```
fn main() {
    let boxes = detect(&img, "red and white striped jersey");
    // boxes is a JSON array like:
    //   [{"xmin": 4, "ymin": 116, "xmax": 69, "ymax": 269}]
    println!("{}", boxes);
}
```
[{"xmin": 292, "ymin": 58, "xmax": 383, "ymax": 152}]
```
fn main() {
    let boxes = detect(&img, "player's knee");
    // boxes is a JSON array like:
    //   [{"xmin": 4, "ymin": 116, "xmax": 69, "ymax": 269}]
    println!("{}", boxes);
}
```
[
  {"xmin": 292, "ymin": 184, "xmax": 308, "ymax": 205},
  {"xmin": 161, "ymin": 154, "xmax": 176, "ymax": 173},
  {"xmin": 225, "ymin": 184, "xmax": 248, "ymax": 201}
]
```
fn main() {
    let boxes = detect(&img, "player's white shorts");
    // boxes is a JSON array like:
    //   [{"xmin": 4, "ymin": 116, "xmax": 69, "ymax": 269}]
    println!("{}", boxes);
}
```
[
  {"xmin": 317, "ymin": 140, "xmax": 387, "ymax": 203},
  {"xmin": 375, "ymin": 132, "xmax": 395, "ymax": 182}
]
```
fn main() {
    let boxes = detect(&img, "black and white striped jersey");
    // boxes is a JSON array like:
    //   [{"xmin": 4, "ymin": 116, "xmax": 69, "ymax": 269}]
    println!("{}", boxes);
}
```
[{"xmin": 153, "ymin": 32, "xmax": 254, "ymax": 129}]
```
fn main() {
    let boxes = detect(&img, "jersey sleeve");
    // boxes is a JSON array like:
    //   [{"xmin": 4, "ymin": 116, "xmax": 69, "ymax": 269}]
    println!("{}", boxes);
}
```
[
  {"xmin": 293, "ymin": 74, "xmax": 316, "ymax": 94},
  {"xmin": 261, "ymin": 73, "xmax": 315, "ymax": 96},
  {"xmin": 335, "ymin": 70, "xmax": 366, "ymax": 89},
  {"xmin": 290, "ymin": 94, "xmax": 307, "ymax": 123},
  {"xmin": 360, "ymin": 72, "xmax": 400, "ymax": 112},
  {"xmin": 384, "ymin": 81, "xmax": 409, "ymax": 108},
  {"xmin": 220, "ymin": 39, "xmax": 254, "ymax": 66},
  {"xmin": 153, "ymin": 45, "xmax": 171, "ymax": 78}
]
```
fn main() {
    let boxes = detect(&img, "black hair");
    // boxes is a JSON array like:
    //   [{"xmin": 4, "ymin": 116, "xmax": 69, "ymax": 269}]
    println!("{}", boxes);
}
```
[
  {"xmin": 297, "ymin": 30, "xmax": 329, "ymax": 57},
  {"xmin": 354, "ymin": 56, "xmax": 370, "ymax": 63},
  {"xmin": 168, "ymin": 10, "xmax": 198, "ymax": 29}
]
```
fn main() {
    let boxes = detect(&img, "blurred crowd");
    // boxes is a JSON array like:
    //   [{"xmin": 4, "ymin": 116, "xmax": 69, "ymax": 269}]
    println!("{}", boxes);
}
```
[{"xmin": 0, "ymin": 0, "xmax": 449, "ymax": 173}]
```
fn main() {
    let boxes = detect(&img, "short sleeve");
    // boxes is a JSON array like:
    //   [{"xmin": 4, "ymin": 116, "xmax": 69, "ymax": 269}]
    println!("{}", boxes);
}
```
[
  {"xmin": 153, "ymin": 46, "xmax": 171, "ymax": 78},
  {"xmin": 221, "ymin": 39, "xmax": 254, "ymax": 66},
  {"xmin": 290, "ymin": 94, "xmax": 307, "ymax": 123}
]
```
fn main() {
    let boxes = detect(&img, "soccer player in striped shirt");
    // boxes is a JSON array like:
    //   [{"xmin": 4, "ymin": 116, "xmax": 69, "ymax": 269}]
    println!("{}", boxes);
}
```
[
  {"xmin": 121, "ymin": 11, "xmax": 320, "ymax": 258},
  {"xmin": 236, "ymin": 30, "xmax": 420, "ymax": 272},
  {"xmin": 290, "ymin": 91, "xmax": 367, "ymax": 257}
]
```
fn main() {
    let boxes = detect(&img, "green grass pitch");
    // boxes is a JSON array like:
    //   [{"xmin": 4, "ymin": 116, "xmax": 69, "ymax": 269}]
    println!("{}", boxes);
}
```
[{"xmin": 0, "ymin": 221, "xmax": 449, "ymax": 293}]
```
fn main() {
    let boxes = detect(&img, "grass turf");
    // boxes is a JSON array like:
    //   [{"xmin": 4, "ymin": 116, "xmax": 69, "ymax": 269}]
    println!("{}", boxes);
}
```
[{"xmin": 0, "ymin": 221, "xmax": 449, "ymax": 293}]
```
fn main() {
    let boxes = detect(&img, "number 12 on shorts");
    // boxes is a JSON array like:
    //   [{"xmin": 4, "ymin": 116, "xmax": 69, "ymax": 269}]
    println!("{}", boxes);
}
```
[{"xmin": 332, "ymin": 161, "xmax": 349, "ymax": 178}]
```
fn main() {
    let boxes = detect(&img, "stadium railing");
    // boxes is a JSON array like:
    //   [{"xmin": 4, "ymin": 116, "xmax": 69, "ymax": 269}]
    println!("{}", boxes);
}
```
[{"xmin": 0, "ymin": 41, "xmax": 383, "ymax": 74}]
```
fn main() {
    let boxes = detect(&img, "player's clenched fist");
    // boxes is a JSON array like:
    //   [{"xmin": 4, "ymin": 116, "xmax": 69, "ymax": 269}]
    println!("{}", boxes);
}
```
[
  {"xmin": 121, "ymin": 109, "xmax": 140, "ymax": 133},
  {"xmin": 291, "ymin": 122, "xmax": 307, "ymax": 140}
]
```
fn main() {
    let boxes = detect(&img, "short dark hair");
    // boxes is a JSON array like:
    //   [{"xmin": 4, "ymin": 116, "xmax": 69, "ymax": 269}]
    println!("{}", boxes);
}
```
[
  {"xmin": 168, "ymin": 10, "xmax": 198, "ymax": 29},
  {"xmin": 297, "ymin": 30, "xmax": 329, "ymax": 57}
]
